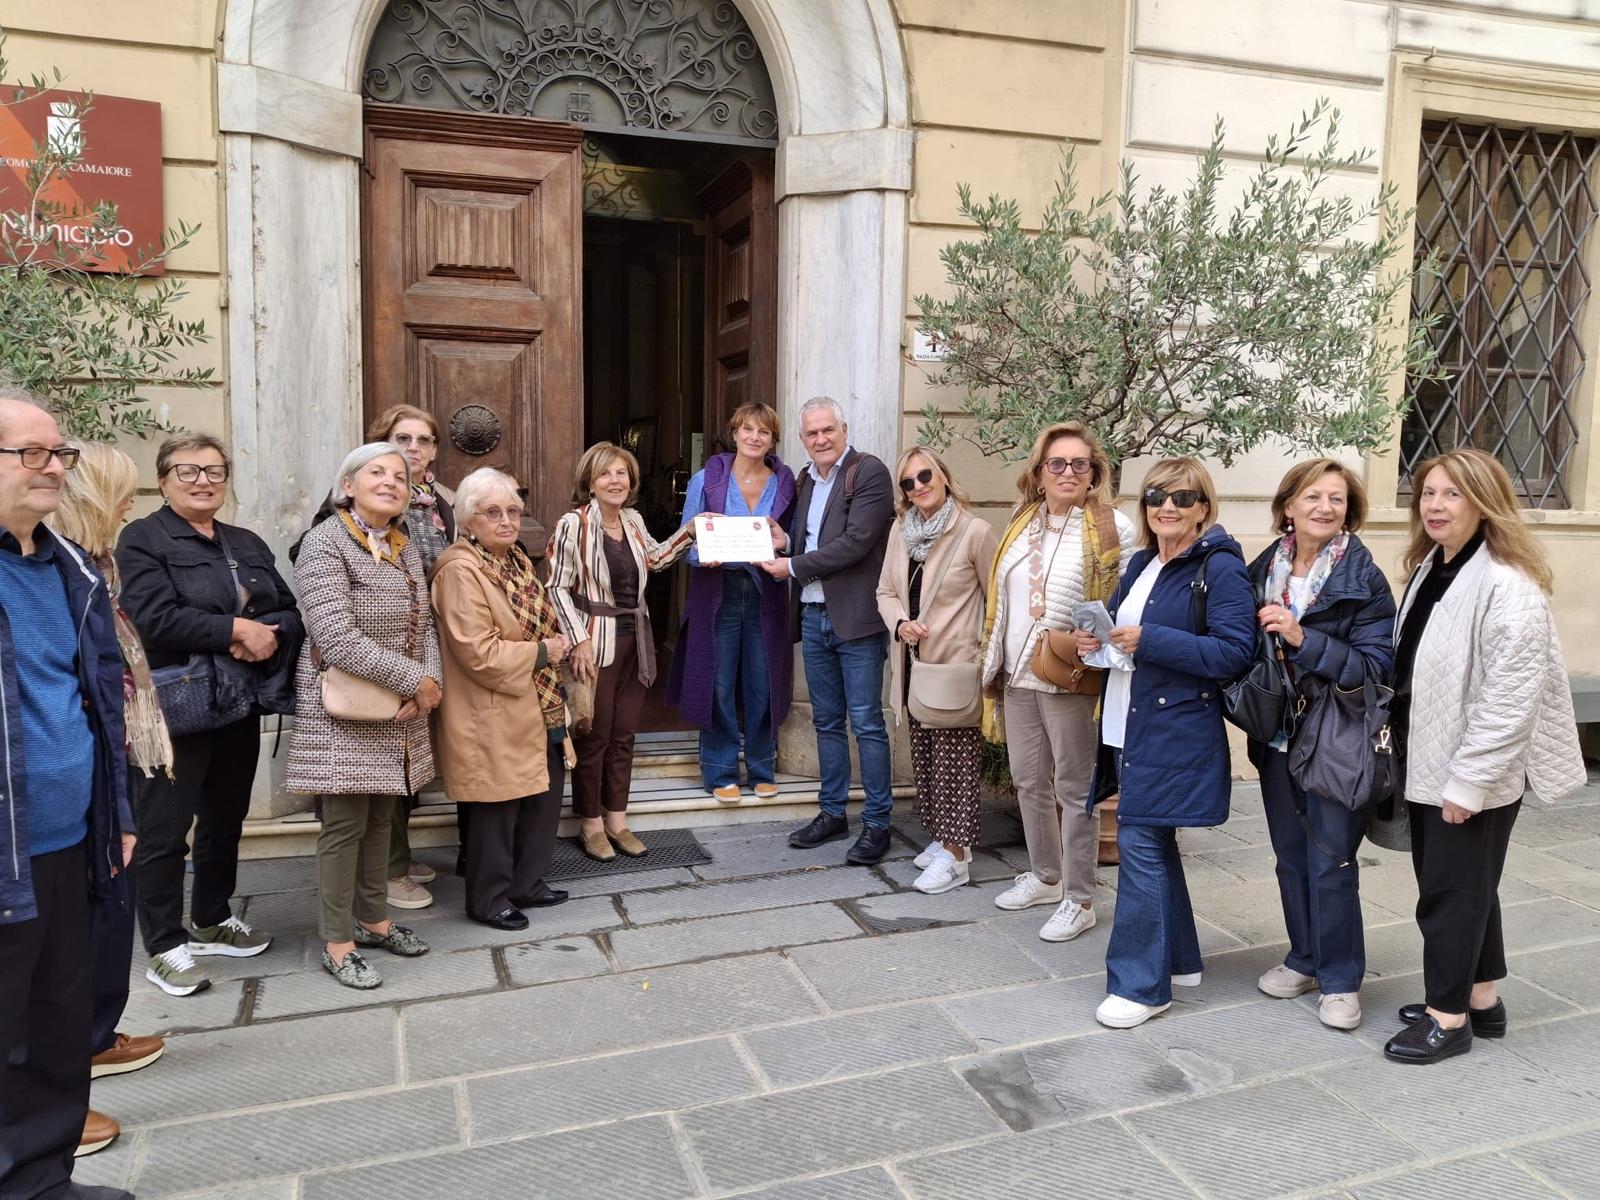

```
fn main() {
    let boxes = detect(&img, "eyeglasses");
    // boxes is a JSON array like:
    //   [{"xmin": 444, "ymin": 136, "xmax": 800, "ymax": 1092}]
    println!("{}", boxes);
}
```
[
  {"xmin": 898, "ymin": 468, "xmax": 935, "ymax": 493},
  {"xmin": 169, "ymin": 464, "xmax": 230, "ymax": 484},
  {"xmin": 391, "ymin": 433, "xmax": 437, "ymax": 449},
  {"xmin": 480, "ymin": 505, "xmax": 524, "ymax": 524},
  {"xmin": 1044, "ymin": 457, "xmax": 1093, "ymax": 477},
  {"xmin": 0, "ymin": 445, "xmax": 80, "ymax": 470},
  {"xmin": 1143, "ymin": 487, "xmax": 1203, "ymax": 509}
]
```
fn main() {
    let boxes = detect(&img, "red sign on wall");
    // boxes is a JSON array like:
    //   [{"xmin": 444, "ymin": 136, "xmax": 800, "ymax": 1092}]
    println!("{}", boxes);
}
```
[{"xmin": 0, "ymin": 89, "xmax": 165, "ymax": 275}]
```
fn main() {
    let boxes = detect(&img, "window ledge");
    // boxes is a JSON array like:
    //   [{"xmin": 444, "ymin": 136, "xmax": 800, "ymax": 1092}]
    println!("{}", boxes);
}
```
[{"xmin": 1367, "ymin": 506, "xmax": 1600, "ymax": 531}]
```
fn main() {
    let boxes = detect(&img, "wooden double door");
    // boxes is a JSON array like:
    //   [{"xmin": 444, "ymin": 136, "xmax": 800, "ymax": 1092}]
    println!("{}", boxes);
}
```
[{"xmin": 362, "ymin": 102, "xmax": 776, "ymax": 550}]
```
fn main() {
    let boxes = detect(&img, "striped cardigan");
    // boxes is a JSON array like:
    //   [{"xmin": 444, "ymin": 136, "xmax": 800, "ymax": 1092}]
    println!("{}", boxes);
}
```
[{"xmin": 546, "ymin": 500, "xmax": 694, "ymax": 669}]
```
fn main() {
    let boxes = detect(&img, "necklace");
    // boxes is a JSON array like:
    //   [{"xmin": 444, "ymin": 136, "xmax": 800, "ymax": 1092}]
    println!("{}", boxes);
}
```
[{"xmin": 1043, "ymin": 512, "xmax": 1068, "ymax": 534}]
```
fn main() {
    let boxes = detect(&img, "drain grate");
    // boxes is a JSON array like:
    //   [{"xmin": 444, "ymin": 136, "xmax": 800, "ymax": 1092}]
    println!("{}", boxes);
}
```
[{"xmin": 545, "ymin": 827, "xmax": 713, "ymax": 881}]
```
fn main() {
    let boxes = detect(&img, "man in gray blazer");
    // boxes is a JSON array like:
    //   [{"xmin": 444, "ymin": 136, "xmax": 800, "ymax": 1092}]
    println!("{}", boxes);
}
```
[{"xmin": 759, "ymin": 397, "xmax": 895, "ymax": 863}]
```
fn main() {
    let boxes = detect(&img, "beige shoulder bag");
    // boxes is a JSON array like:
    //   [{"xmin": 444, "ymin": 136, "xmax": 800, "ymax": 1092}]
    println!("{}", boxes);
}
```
[
  {"xmin": 906, "ymin": 527, "xmax": 984, "ymax": 729},
  {"xmin": 314, "ymin": 569, "xmax": 420, "ymax": 722}
]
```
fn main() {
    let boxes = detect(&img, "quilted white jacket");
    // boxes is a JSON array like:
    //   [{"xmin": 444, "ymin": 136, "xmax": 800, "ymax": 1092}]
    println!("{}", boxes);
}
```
[{"xmin": 1396, "ymin": 548, "xmax": 1586, "ymax": 813}]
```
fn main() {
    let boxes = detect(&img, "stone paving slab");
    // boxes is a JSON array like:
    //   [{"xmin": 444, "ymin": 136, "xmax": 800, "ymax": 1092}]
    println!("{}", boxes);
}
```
[
  {"xmin": 1502, "ymin": 1012, "xmax": 1600, "ymax": 1092},
  {"xmin": 562, "ymin": 866, "xmax": 700, "ymax": 898},
  {"xmin": 938, "ymin": 976, "xmax": 1107, "ymax": 1049},
  {"xmin": 465, "ymin": 1038, "xmax": 757, "ymax": 1141},
  {"xmin": 740, "ymin": 1003, "xmax": 977, "ymax": 1088},
  {"xmin": 251, "ymin": 946, "xmax": 500, "ymax": 1019},
  {"xmin": 1139, "ymin": 995, "xmax": 1377, "ymax": 1087},
  {"xmin": 401, "ymin": 953, "xmax": 822, "ymax": 1079},
  {"xmin": 235, "ymin": 856, "xmax": 321, "ymax": 895},
  {"xmin": 609, "ymin": 901, "xmax": 864, "ymax": 971},
  {"xmin": 848, "ymin": 880, "xmax": 1015, "ymax": 931},
  {"xmin": 1510, "ymin": 1125, "xmax": 1600, "ymax": 1198},
  {"xmin": 93, "ymin": 1008, "xmax": 398, "ymax": 1125},
  {"xmin": 897, "ymin": 1115, "xmax": 1195, "ymax": 1200},
  {"xmin": 788, "ymin": 925, "xmax": 1048, "ymax": 1010},
  {"xmin": 130, "ymin": 1086, "xmax": 459, "ymax": 1197},
  {"xmin": 1499, "ymin": 895, "xmax": 1600, "ymax": 950},
  {"xmin": 1345, "ymin": 1153, "xmax": 1565, "ymax": 1199},
  {"xmin": 501, "ymin": 935, "xmax": 614, "ymax": 986},
  {"xmin": 113, "ymin": 978, "xmax": 246, "ymax": 1037},
  {"xmin": 693, "ymin": 829, "xmax": 913, "ymax": 880},
  {"xmin": 679, "ymin": 1063, "xmax": 1004, "ymax": 1193},
  {"xmin": 727, "ymin": 1166, "xmax": 907, "ymax": 1200},
  {"xmin": 1126, "ymin": 1076, "xmax": 1418, "ymax": 1199},
  {"xmin": 875, "ymin": 849, "xmax": 1015, "ymax": 890},
  {"xmin": 1506, "ymin": 944, "xmax": 1600, "ymax": 1010},
  {"xmin": 389, "ymin": 894, "xmax": 624, "ymax": 953},
  {"xmin": 301, "ymin": 1114, "xmax": 696, "ymax": 1200},
  {"xmin": 621, "ymin": 866, "xmax": 891, "ymax": 924}
]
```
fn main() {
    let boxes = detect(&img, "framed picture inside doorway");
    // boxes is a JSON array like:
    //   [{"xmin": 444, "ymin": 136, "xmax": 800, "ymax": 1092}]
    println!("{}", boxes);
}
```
[{"xmin": 621, "ymin": 417, "xmax": 657, "ymax": 475}]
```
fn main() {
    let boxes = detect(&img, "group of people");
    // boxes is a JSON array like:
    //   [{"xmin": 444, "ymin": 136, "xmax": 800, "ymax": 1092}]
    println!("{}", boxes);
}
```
[{"xmin": 0, "ymin": 385, "xmax": 1588, "ymax": 1199}]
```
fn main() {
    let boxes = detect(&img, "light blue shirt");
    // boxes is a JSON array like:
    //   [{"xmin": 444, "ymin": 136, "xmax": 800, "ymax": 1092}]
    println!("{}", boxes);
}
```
[
  {"xmin": 799, "ymin": 448, "xmax": 851, "ymax": 604},
  {"xmin": 681, "ymin": 466, "xmax": 780, "ymax": 582}
]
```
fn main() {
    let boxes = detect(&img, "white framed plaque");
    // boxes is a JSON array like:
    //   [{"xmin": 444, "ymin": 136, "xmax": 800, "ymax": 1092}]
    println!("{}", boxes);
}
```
[{"xmin": 694, "ymin": 514, "xmax": 776, "ymax": 563}]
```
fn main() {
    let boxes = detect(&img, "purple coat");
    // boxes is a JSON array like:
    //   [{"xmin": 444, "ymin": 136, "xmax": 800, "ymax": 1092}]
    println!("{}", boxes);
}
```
[{"xmin": 666, "ymin": 452, "xmax": 797, "ymax": 730}]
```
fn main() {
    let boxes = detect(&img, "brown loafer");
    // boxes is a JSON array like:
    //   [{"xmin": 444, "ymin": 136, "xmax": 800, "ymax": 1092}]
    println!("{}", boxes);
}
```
[
  {"xmin": 607, "ymin": 827, "xmax": 648, "ymax": 857},
  {"xmin": 77, "ymin": 1109, "xmax": 119, "ymax": 1158},
  {"xmin": 582, "ymin": 827, "xmax": 616, "ymax": 861}
]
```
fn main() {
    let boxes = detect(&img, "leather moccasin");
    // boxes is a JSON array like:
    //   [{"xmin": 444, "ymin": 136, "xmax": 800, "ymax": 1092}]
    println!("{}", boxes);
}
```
[{"xmin": 1384, "ymin": 1014, "xmax": 1472, "ymax": 1064}]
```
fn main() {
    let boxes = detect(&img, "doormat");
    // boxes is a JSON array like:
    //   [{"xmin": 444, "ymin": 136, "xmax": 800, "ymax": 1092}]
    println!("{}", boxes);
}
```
[{"xmin": 546, "ymin": 827, "xmax": 713, "ymax": 881}]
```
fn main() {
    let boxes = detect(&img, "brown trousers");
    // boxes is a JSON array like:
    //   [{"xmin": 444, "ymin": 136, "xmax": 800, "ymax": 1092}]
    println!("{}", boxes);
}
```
[
  {"xmin": 316, "ymin": 793, "xmax": 394, "ymax": 941},
  {"xmin": 1003, "ymin": 687, "xmax": 1100, "ymax": 904},
  {"xmin": 572, "ymin": 633, "xmax": 645, "ymax": 817}
]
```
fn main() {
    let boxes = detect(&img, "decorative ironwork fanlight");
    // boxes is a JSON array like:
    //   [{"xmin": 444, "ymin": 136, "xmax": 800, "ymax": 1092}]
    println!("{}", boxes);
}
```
[{"xmin": 363, "ymin": 0, "xmax": 779, "ymax": 146}]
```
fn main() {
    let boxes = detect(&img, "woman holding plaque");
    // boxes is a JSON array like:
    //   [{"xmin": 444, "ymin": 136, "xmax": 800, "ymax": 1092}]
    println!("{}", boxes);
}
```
[
  {"xmin": 547, "ymin": 443, "xmax": 695, "ymax": 861},
  {"xmin": 669, "ymin": 402, "xmax": 796, "ymax": 801}
]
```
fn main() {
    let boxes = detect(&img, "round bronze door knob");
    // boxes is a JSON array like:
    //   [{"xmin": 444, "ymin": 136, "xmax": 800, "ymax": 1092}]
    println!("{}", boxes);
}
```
[{"xmin": 449, "ymin": 404, "xmax": 502, "ymax": 455}]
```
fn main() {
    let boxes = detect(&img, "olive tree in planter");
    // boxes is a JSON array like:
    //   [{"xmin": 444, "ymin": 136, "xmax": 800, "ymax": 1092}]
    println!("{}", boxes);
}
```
[
  {"xmin": 0, "ymin": 35, "xmax": 211, "ymax": 439},
  {"xmin": 919, "ymin": 102, "xmax": 1440, "ymax": 860}
]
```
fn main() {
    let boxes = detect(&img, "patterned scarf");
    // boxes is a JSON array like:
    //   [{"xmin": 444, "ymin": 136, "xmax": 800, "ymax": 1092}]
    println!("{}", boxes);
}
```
[
  {"xmin": 95, "ymin": 552, "xmax": 174, "ymax": 779},
  {"xmin": 341, "ymin": 508, "xmax": 407, "ymax": 565},
  {"xmin": 468, "ymin": 539, "xmax": 567, "ymax": 729},
  {"xmin": 902, "ymin": 496, "xmax": 956, "ymax": 562},
  {"xmin": 1266, "ymin": 530, "xmax": 1349, "ymax": 617}
]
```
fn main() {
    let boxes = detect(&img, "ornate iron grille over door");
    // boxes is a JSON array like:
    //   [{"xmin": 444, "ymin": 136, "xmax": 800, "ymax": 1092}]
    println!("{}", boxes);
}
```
[
  {"xmin": 363, "ymin": 0, "xmax": 779, "ymax": 146},
  {"xmin": 1402, "ymin": 119, "xmax": 1599, "ymax": 507}
]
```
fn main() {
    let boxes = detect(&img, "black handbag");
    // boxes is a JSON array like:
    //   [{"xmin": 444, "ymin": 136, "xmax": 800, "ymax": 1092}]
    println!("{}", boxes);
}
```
[
  {"xmin": 1288, "ymin": 671, "xmax": 1395, "ymax": 813},
  {"xmin": 151, "ymin": 654, "xmax": 253, "ymax": 736},
  {"xmin": 1222, "ymin": 628, "xmax": 1299, "ymax": 744}
]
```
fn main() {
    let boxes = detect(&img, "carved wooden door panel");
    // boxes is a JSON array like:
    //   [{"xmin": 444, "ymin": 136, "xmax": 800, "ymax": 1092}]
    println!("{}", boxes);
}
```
[
  {"xmin": 699, "ymin": 158, "xmax": 777, "ymax": 449},
  {"xmin": 363, "ymin": 103, "xmax": 583, "ymax": 550}
]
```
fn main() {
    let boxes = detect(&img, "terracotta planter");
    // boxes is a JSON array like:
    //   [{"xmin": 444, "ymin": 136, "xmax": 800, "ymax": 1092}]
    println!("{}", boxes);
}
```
[{"xmin": 1097, "ymin": 793, "xmax": 1120, "ymax": 865}]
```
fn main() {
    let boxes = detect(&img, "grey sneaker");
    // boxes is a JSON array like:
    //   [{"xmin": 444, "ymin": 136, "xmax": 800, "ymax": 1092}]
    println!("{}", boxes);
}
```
[
  {"xmin": 146, "ymin": 946, "xmax": 212, "ymax": 996},
  {"xmin": 322, "ymin": 948, "xmax": 382, "ymax": 989},
  {"xmin": 1258, "ymin": 963, "xmax": 1318, "ymax": 999},
  {"xmin": 354, "ymin": 922, "xmax": 430, "ymax": 957},
  {"xmin": 386, "ymin": 876, "xmax": 434, "ymax": 910},
  {"xmin": 189, "ymin": 915, "xmax": 272, "ymax": 958}
]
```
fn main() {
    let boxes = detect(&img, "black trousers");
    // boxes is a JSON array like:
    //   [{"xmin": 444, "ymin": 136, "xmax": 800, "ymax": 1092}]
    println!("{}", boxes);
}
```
[
  {"xmin": 465, "ymin": 753, "xmax": 565, "ymax": 920},
  {"xmin": 90, "ymin": 863, "xmax": 134, "ymax": 1056},
  {"xmin": 133, "ymin": 717, "xmax": 260, "ymax": 955},
  {"xmin": 0, "ymin": 842, "xmax": 92, "ymax": 1200},
  {"xmin": 1409, "ymin": 799, "xmax": 1520, "ymax": 1014}
]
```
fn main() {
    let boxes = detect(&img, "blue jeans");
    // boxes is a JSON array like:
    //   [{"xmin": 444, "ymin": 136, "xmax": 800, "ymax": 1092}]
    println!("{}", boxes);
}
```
[
  {"xmin": 800, "ymin": 604, "xmax": 892, "ymax": 828},
  {"xmin": 1105, "ymin": 823, "xmax": 1204, "ymax": 1007},
  {"xmin": 700, "ymin": 571, "xmax": 776, "ymax": 790},
  {"xmin": 1259, "ymin": 752, "xmax": 1366, "ymax": 993}
]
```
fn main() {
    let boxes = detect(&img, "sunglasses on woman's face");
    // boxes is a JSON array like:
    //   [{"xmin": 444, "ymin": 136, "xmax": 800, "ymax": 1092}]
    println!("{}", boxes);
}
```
[
  {"xmin": 1043, "ymin": 457, "xmax": 1093, "ymax": 476},
  {"xmin": 898, "ymin": 468, "xmax": 935, "ymax": 492},
  {"xmin": 1143, "ymin": 487, "xmax": 1202, "ymax": 509}
]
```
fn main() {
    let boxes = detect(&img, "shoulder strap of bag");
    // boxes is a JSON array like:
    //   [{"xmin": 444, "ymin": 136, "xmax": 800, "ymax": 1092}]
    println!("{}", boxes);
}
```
[{"xmin": 214, "ymin": 528, "xmax": 245, "ymax": 616}]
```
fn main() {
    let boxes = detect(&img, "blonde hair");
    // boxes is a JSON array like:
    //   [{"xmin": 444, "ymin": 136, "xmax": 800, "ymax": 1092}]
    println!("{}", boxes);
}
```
[
  {"xmin": 50, "ymin": 441, "xmax": 139, "ymax": 556},
  {"xmin": 1136, "ymin": 457, "xmax": 1219, "ymax": 550},
  {"xmin": 1014, "ymin": 421, "xmax": 1115, "ymax": 515},
  {"xmin": 892, "ymin": 445, "xmax": 970, "ymax": 516},
  {"xmin": 367, "ymin": 404, "xmax": 437, "ymax": 442},
  {"xmin": 1405, "ymin": 449, "xmax": 1552, "ymax": 593},
  {"xmin": 1270, "ymin": 458, "xmax": 1368, "ymax": 535},
  {"xmin": 572, "ymin": 442, "xmax": 640, "ymax": 508}
]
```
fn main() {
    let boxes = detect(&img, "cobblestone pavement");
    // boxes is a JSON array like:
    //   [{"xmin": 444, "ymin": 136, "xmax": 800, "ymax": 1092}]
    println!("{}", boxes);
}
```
[{"xmin": 78, "ymin": 778, "xmax": 1600, "ymax": 1199}]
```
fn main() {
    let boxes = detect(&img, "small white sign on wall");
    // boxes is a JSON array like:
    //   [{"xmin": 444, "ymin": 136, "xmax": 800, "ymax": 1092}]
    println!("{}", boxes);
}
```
[{"xmin": 912, "ymin": 329, "xmax": 948, "ymax": 362}]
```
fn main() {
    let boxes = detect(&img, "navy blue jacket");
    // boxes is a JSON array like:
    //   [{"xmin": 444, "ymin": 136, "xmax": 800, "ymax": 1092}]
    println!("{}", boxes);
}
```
[
  {"xmin": 0, "ymin": 523, "xmax": 131, "ymax": 924},
  {"xmin": 1244, "ymin": 534, "xmax": 1396, "ymax": 770},
  {"xmin": 1087, "ymin": 525, "xmax": 1257, "ymax": 828}
]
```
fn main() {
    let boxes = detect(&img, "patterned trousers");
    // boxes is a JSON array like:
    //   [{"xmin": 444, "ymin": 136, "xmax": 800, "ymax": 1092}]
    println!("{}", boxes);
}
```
[{"xmin": 909, "ymin": 717, "xmax": 983, "ymax": 847}]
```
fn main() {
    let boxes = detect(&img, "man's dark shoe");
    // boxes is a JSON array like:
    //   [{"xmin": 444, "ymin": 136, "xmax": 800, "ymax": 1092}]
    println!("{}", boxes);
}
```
[
  {"xmin": 789, "ymin": 812, "xmax": 849, "ymax": 849},
  {"xmin": 1383, "ymin": 1014, "xmax": 1472, "ymax": 1064},
  {"xmin": 512, "ymin": 889, "xmax": 570, "ymax": 908},
  {"xmin": 472, "ymin": 907, "xmax": 530, "ymax": 931},
  {"xmin": 1398, "ymin": 998, "xmax": 1506, "ymax": 1038},
  {"xmin": 845, "ymin": 824, "xmax": 892, "ymax": 865}
]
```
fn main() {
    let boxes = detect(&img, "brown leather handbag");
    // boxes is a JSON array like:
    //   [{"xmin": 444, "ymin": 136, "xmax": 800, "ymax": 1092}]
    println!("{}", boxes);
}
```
[{"xmin": 1031, "ymin": 626, "xmax": 1102, "ymax": 695}]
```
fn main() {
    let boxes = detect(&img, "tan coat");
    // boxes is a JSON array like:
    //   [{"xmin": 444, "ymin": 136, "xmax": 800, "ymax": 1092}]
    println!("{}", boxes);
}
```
[
  {"xmin": 427, "ymin": 542, "xmax": 552, "ymax": 803},
  {"xmin": 875, "ymin": 508, "xmax": 999, "ymax": 723}
]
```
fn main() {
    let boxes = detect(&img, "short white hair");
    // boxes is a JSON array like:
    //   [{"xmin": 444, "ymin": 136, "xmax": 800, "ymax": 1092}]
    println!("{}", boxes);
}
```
[
  {"xmin": 330, "ymin": 442, "xmax": 411, "ymax": 508},
  {"xmin": 799, "ymin": 395, "xmax": 847, "ymax": 428},
  {"xmin": 454, "ymin": 467, "xmax": 522, "ymax": 525}
]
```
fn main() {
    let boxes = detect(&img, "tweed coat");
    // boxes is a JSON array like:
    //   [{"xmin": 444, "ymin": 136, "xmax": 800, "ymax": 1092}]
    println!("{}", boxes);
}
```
[{"xmin": 285, "ymin": 515, "xmax": 441, "ymax": 796}]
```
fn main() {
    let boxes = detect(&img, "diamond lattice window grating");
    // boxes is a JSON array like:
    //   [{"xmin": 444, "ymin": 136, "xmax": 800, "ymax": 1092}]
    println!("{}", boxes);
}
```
[{"xmin": 1401, "ymin": 119, "xmax": 1599, "ymax": 507}]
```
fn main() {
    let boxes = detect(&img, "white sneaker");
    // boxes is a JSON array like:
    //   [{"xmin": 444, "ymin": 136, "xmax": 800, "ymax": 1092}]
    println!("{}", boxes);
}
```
[
  {"xmin": 1096, "ymin": 994, "xmax": 1171, "ymax": 1028},
  {"xmin": 1258, "ymin": 964, "xmax": 1317, "ymax": 999},
  {"xmin": 913, "ymin": 850, "xmax": 969, "ymax": 894},
  {"xmin": 1038, "ymin": 899, "xmax": 1096, "ymax": 943},
  {"xmin": 1172, "ymin": 971, "xmax": 1203, "ymax": 987},
  {"xmin": 913, "ymin": 840, "xmax": 944, "ymax": 870},
  {"xmin": 1319, "ymin": 993, "xmax": 1362, "ymax": 1030},
  {"xmin": 994, "ymin": 872, "xmax": 1063, "ymax": 911}
]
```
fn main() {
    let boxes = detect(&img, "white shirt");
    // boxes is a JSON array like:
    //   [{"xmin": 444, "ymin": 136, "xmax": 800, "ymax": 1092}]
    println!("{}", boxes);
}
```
[
  {"xmin": 799, "ymin": 449, "xmax": 850, "ymax": 604},
  {"xmin": 1285, "ymin": 574, "xmax": 1312, "ymax": 616},
  {"xmin": 1101, "ymin": 556, "xmax": 1164, "ymax": 750},
  {"xmin": 1001, "ymin": 528, "xmax": 1063, "ymax": 675}
]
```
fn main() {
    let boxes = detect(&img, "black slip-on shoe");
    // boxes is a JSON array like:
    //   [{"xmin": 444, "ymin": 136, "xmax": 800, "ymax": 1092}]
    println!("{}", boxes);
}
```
[
  {"xmin": 471, "ymin": 907, "xmax": 530, "ymax": 931},
  {"xmin": 512, "ymin": 889, "xmax": 570, "ymax": 908},
  {"xmin": 845, "ymin": 824, "xmax": 892, "ymax": 865},
  {"xmin": 1383, "ymin": 1015, "xmax": 1473, "ymax": 1064},
  {"xmin": 789, "ymin": 812, "xmax": 849, "ymax": 849},
  {"xmin": 1398, "ymin": 998, "xmax": 1507, "ymax": 1038}
]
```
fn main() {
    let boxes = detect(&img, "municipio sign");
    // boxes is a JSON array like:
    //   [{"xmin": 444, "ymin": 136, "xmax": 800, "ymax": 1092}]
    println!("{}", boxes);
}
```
[{"xmin": 0, "ymin": 89, "xmax": 164, "ymax": 275}]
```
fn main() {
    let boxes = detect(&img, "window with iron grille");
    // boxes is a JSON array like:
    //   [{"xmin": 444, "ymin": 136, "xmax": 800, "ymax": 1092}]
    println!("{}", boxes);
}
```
[{"xmin": 1401, "ymin": 119, "xmax": 1599, "ymax": 507}]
